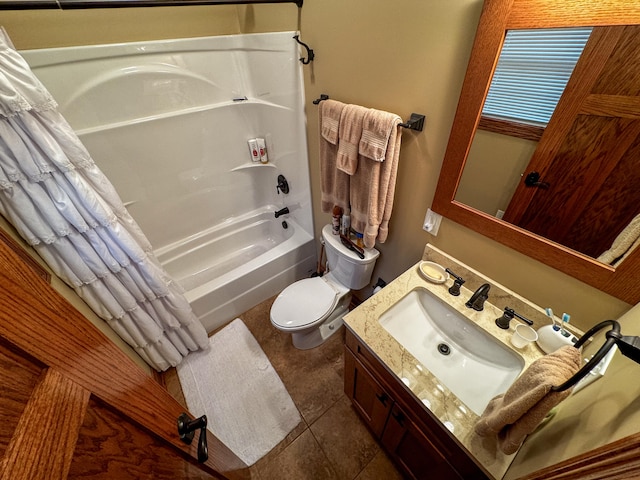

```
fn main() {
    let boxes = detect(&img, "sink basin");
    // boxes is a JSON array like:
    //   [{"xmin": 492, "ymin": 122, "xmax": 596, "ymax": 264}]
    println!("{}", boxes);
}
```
[{"xmin": 378, "ymin": 288, "xmax": 524, "ymax": 415}]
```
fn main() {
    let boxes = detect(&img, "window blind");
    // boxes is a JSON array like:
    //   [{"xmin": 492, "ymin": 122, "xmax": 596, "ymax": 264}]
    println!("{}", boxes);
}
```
[{"xmin": 482, "ymin": 28, "xmax": 593, "ymax": 126}]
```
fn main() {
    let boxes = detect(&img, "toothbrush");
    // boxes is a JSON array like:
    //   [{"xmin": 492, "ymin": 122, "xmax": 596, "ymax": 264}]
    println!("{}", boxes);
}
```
[
  {"xmin": 561, "ymin": 313, "xmax": 571, "ymax": 336},
  {"xmin": 545, "ymin": 307, "xmax": 559, "ymax": 330}
]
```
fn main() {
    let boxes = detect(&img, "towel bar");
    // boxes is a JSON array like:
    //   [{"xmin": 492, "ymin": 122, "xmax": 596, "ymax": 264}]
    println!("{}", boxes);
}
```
[
  {"xmin": 551, "ymin": 319, "xmax": 640, "ymax": 392},
  {"xmin": 313, "ymin": 94, "xmax": 426, "ymax": 132}
]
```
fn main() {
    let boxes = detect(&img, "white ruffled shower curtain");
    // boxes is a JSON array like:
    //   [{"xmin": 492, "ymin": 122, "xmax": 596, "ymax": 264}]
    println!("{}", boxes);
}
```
[{"xmin": 0, "ymin": 28, "xmax": 209, "ymax": 371}]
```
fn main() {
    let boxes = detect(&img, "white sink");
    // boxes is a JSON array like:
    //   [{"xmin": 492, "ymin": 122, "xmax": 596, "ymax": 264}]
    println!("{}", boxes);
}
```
[{"xmin": 378, "ymin": 288, "xmax": 524, "ymax": 415}]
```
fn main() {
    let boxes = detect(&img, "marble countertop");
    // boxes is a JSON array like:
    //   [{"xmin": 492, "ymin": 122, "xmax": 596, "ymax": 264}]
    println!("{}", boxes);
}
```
[{"xmin": 342, "ymin": 245, "xmax": 555, "ymax": 480}]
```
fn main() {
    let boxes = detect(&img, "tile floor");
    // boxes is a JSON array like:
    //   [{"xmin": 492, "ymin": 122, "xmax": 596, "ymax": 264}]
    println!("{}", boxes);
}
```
[{"xmin": 164, "ymin": 296, "xmax": 404, "ymax": 480}]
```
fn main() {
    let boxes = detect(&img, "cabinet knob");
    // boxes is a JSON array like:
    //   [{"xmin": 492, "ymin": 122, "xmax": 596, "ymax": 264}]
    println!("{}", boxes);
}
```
[
  {"xmin": 376, "ymin": 392, "xmax": 388, "ymax": 406},
  {"xmin": 392, "ymin": 410, "xmax": 405, "ymax": 426}
]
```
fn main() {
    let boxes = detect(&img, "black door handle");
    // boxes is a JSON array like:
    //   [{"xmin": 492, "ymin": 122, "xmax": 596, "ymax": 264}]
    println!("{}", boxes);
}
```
[
  {"xmin": 524, "ymin": 171, "xmax": 550, "ymax": 189},
  {"xmin": 177, "ymin": 413, "xmax": 208, "ymax": 463}
]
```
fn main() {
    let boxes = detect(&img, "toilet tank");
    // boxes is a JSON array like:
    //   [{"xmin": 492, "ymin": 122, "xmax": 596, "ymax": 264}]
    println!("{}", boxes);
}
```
[{"xmin": 321, "ymin": 224, "xmax": 380, "ymax": 289}]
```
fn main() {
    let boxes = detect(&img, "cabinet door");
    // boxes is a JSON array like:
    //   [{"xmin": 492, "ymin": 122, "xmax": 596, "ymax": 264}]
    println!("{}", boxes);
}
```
[
  {"xmin": 382, "ymin": 404, "xmax": 462, "ymax": 480},
  {"xmin": 344, "ymin": 347, "xmax": 392, "ymax": 438}
]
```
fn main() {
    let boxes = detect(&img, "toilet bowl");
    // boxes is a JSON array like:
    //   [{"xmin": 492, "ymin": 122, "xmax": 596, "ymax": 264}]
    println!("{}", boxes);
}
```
[{"xmin": 270, "ymin": 224, "xmax": 379, "ymax": 349}]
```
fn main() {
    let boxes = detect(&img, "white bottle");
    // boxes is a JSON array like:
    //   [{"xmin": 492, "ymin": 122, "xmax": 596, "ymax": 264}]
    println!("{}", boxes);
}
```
[
  {"xmin": 341, "ymin": 208, "xmax": 351, "ymax": 236},
  {"xmin": 257, "ymin": 138, "xmax": 268, "ymax": 163},
  {"xmin": 248, "ymin": 139, "xmax": 260, "ymax": 163}
]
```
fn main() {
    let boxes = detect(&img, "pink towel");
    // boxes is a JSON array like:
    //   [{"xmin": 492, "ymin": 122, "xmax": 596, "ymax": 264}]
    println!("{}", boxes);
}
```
[
  {"xmin": 474, "ymin": 345, "xmax": 582, "ymax": 455},
  {"xmin": 337, "ymin": 104, "xmax": 368, "ymax": 175},
  {"xmin": 319, "ymin": 100, "xmax": 350, "ymax": 213},
  {"xmin": 320, "ymin": 99, "xmax": 345, "ymax": 145},
  {"xmin": 359, "ymin": 108, "xmax": 402, "ymax": 162},
  {"xmin": 349, "ymin": 116, "xmax": 402, "ymax": 248}
]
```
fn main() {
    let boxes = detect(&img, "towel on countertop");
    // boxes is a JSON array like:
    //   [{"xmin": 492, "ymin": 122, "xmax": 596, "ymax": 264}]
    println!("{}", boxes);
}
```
[
  {"xmin": 474, "ymin": 345, "xmax": 582, "ymax": 455},
  {"xmin": 337, "ymin": 104, "xmax": 368, "ymax": 175},
  {"xmin": 349, "ymin": 113, "xmax": 402, "ymax": 248},
  {"xmin": 359, "ymin": 108, "xmax": 402, "ymax": 162},
  {"xmin": 320, "ymin": 99, "xmax": 344, "ymax": 145},
  {"xmin": 319, "ymin": 100, "xmax": 350, "ymax": 213}
]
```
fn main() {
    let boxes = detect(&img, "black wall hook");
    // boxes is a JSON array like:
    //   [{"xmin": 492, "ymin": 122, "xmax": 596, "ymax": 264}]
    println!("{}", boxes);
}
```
[{"xmin": 293, "ymin": 35, "xmax": 315, "ymax": 64}]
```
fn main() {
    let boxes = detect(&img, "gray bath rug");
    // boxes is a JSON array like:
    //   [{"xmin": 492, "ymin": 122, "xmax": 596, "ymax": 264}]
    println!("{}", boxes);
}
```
[{"xmin": 177, "ymin": 318, "xmax": 302, "ymax": 466}]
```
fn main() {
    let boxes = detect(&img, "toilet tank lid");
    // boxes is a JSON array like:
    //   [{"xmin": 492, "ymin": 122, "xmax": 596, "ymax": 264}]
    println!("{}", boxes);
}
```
[
  {"xmin": 271, "ymin": 277, "xmax": 339, "ymax": 329},
  {"xmin": 321, "ymin": 225, "xmax": 380, "ymax": 264}
]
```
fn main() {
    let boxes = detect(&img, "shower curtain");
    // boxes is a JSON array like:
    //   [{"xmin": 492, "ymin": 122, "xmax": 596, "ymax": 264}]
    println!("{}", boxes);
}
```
[{"xmin": 0, "ymin": 28, "xmax": 209, "ymax": 371}]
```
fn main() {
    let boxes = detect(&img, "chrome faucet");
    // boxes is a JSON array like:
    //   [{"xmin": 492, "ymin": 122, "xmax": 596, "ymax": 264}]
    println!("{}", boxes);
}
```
[{"xmin": 465, "ymin": 283, "xmax": 490, "ymax": 311}]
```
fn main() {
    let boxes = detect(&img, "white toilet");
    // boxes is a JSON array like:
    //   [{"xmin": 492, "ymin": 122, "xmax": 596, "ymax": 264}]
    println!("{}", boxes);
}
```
[{"xmin": 270, "ymin": 224, "xmax": 380, "ymax": 349}]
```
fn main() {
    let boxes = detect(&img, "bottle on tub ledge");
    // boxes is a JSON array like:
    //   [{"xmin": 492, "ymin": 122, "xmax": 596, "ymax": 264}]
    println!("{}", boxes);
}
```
[{"xmin": 332, "ymin": 205, "xmax": 343, "ymax": 235}]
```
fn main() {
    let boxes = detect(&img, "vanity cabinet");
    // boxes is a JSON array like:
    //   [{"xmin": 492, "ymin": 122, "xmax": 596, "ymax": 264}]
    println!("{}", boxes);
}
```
[{"xmin": 344, "ymin": 328, "xmax": 488, "ymax": 480}]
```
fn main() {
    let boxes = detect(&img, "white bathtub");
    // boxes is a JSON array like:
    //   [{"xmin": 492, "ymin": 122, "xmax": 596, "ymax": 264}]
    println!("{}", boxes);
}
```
[
  {"xmin": 157, "ymin": 208, "xmax": 315, "ymax": 332},
  {"xmin": 23, "ymin": 32, "xmax": 316, "ymax": 333}
]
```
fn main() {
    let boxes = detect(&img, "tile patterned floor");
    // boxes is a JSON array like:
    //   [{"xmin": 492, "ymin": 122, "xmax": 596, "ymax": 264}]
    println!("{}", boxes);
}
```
[{"xmin": 165, "ymin": 296, "xmax": 404, "ymax": 480}]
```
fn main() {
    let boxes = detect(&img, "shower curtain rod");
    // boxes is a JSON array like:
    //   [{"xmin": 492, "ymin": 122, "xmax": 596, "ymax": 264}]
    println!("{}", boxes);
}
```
[{"xmin": 0, "ymin": 0, "xmax": 302, "ymax": 10}]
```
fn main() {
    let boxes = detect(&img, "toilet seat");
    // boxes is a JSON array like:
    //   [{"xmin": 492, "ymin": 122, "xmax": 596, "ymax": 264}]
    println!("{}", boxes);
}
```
[{"xmin": 271, "ymin": 277, "xmax": 340, "ymax": 330}]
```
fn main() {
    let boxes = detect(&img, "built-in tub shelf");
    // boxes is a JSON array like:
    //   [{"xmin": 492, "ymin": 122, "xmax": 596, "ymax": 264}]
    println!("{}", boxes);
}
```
[{"xmin": 231, "ymin": 163, "xmax": 278, "ymax": 172}]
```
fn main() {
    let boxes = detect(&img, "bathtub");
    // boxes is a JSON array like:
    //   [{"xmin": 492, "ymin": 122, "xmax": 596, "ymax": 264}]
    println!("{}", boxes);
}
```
[
  {"xmin": 23, "ymin": 32, "xmax": 316, "ymax": 333},
  {"xmin": 157, "ymin": 208, "xmax": 315, "ymax": 332}
]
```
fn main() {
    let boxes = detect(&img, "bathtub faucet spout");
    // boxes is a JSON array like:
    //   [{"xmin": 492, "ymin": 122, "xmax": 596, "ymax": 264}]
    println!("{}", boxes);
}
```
[{"xmin": 275, "ymin": 207, "xmax": 290, "ymax": 218}]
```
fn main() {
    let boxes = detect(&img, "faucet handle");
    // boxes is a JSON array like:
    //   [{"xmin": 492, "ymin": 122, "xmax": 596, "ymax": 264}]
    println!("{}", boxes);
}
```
[
  {"xmin": 445, "ymin": 268, "xmax": 465, "ymax": 296},
  {"xmin": 495, "ymin": 307, "xmax": 534, "ymax": 329}
]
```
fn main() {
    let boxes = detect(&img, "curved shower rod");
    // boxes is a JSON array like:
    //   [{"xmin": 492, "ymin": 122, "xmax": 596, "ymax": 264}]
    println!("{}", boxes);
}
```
[{"xmin": 0, "ymin": 0, "xmax": 302, "ymax": 10}]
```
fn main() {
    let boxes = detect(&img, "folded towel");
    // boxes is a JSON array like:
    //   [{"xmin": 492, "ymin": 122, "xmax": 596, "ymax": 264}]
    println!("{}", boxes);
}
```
[
  {"xmin": 320, "ymin": 99, "xmax": 345, "ymax": 145},
  {"xmin": 337, "ymin": 104, "xmax": 368, "ymax": 175},
  {"xmin": 474, "ymin": 345, "xmax": 582, "ymax": 455},
  {"xmin": 319, "ymin": 100, "xmax": 350, "ymax": 213},
  {"xmin": 359, "ymin": 108, "xmax": 402, "ymax": 162},
  {"xmin": 350, "ymin": 116, "xmax": 402, "ymax": 248}
]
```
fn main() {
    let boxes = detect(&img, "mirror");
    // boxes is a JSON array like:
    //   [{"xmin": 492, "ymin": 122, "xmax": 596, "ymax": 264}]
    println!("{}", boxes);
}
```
[
  {"xmin": 432, "ymin": 0, "xmax": 640, "ymax": 305},
  {"xmin": 455, "ymin": 25, "xmax": 640, "ymax": 264}
]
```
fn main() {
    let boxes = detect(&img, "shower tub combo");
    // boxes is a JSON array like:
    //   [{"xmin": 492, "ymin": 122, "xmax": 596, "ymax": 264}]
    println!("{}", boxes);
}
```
[{"xmin": 23, "ymin": 32, "xmax": 316, "ymax": 333}]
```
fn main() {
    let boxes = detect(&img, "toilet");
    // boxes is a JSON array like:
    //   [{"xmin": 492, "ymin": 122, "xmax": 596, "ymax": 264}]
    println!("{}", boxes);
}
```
[{"xmin": 270, "ymin": 224, "xmax": 380, "ymax": 349}]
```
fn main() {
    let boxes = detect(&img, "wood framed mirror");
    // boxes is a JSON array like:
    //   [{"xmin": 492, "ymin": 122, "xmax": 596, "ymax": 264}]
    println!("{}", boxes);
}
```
[{"xmin": 432, "ymin": 0, "xmax": 640, "ymax": 305}]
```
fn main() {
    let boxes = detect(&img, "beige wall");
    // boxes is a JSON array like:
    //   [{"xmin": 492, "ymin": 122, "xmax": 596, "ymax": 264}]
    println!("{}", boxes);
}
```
[{"xmin": 457, "ymin": 130, "xmax": 537, "ymax": 216}]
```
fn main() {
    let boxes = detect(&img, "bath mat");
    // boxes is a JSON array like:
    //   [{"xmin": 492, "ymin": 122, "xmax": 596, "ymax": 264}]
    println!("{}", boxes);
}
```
[{"xmin": 176, "ymin": 318, "xmax": 301, "ymax": 466}]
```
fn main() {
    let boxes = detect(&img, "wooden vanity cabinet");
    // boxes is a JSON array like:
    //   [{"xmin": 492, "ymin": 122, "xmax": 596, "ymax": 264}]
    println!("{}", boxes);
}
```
[{"xmin": 344, "ymin": 328, "xmax": 489, "ymax": 480}]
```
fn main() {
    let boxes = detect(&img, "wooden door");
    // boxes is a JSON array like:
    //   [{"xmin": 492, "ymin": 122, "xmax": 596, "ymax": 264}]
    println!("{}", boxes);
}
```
[
  {"xmin": 502, "ymin": 25, "xmax": 640, "ymax": 258},
  {"xmin": 0, "ymin": 231, "xmax": 249, "ymax": 480}
]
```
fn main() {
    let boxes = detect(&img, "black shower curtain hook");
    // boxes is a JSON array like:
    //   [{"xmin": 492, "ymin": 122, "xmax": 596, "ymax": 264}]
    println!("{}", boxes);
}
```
[{"xmin": 293, "ymin": 34, "xmax": 315, "ymax": 64}]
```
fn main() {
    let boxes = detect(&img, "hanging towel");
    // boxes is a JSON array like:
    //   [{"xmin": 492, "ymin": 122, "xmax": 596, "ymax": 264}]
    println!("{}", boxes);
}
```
[
  {"xmin": 359, "ymin": 108, "xmax": 402, "ymax": 162},
  {"xmin": 349, "ymin": 114, "xmax": 402, "ymax": 248},
  {"xmin": 597, "ymin": 212, "xmax": 640, "ymax": 266},
  {"xmin": 474, "ymin": 345, "xmax": 582, "ymax": 455},
  {"xmin": 336, "ymin": 104, "xmax": 368, "ymax": 175},
  {"xmin": 320, "ymin": 99, "xmax": 344, "ymax": 145},
  {"xmin": 319, "ymin": 100, "xmax": 349, "ymax": 213}
]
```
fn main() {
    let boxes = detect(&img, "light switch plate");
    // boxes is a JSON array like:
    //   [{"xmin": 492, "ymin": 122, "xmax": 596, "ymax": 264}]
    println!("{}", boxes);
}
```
[
  {"xmin": 572, "ymin": 345, "xmax": 618, "ymax": 393},
  {"xmin": 423, "ymin": 208, "xmax": 443, "ymax": 236}
]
